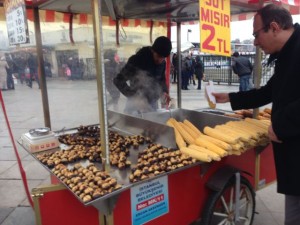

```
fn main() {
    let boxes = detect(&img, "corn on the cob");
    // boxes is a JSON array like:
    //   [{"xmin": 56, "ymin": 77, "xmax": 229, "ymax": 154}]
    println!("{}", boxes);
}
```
[
  {"xmin": 189, "ymin": 144, "xmax": 221, "ymax": 161},
  {"xmin": 195, "ymin": 137, "xmax": 228, "ymax": 157},
  {"xmin": 214, "ymin": 125, "xmax": 245, "ymax": 142},
  {"xmin": 231, "ymin": 142, "xmax": 244, "ymax": 151},
  {"xmin": 183, "ymin": 119, "xmax": 203, "ymax": 136},
  {"xmin": 179, "ymin": 122, "xmax": 199, "ymax": 140},
  {"xmin": 259, "ymin": 119, "xmax": 271, "ymax": 126},
  {"xmin": 241, "ymin": 121, "xmax": 267, "ymax": 135},
  {"xmin": 216, "ymin": 125, "xmax": 251, "ymax": 141},
  {"xmin": 180, "ymin": 147, "xmax": 212, "ymax": 162},
  {"xmin": 230, "ymin": 150, "xmax": 242, "ymax": 156},
  {"xmin": 203, "ymin": 126, "xmax": 238, "ymax": 144},
  {"xmin": 244, "ymin": 118, "xmax": 269, "ymax": 130},
  {"xmin": 166, "ymin": 118, "xmax": 175, "ymax": 127},
  {"xmin": 247, "ymin": 138, "xmax": 258, "ymax": 147},
  {"xmin": 172, "ymin": 120, "xmax": 195, "ymax": 144},
  {"xmin": 225, "ymin": 121, "xmax": 259, "ymax": 139},
  {"xmin": 174, "ymin": 128, "xmax": 186, "ymax": 149},
  {"xmin": 200, "ymin": 134, "xmax": 232, "ymax": 151},
  {"xmin": 257, "ymin": 115, "xmax": 270, "ymax": 120},
  {"xmin": 241, "ymin": 120, "xmax": 266, "ymax": 130},
  {"xmin": 166, "ymin": 118, "xmax": 187, "ymax": 148}
]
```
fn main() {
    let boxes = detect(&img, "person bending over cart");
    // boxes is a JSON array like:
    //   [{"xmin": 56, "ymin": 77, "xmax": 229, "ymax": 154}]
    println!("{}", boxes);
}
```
[
  {"xmin": 213, "ymin": 4, "xmax": 300, "ymax": 225},
  {"xmin": 113, "ymin": 36, "xmax": 171, "ymax": 115}
]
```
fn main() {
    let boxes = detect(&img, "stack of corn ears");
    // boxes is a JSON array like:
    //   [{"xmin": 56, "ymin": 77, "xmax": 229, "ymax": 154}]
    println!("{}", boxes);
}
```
[
  {"xmin": 166, "ymin": 118, "xmax": 270, "ymax": 163},
  {"xmin": 224, "ymin": 108, "xmax": 271, "ymax": 120}
]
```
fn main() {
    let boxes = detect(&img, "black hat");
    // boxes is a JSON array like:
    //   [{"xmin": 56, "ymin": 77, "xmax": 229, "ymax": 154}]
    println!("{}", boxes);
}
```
[
  {"xmin": 152, "ymin": 36, "xmax": 172, "ymax": 57},
  {"xmin": 232, "ymin": 51, "xmax": 239, "ymax": 57}
]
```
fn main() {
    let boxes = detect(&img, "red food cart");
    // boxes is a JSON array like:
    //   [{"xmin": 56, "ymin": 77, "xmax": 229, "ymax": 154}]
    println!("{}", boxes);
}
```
[{"xmin": 3, "ymin": 0, "xmax": 291, "ymax": 224}]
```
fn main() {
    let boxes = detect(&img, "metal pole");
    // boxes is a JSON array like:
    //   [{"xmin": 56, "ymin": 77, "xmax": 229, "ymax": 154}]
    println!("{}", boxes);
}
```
[
  {"xmin": 253, "ymin": 0, "xmax": 264, "ymax": 119},
  {"xmin": 91, "ymin": 0, "xmax": 110, "ymax": 170},
  {"xmin": 33, "ymin": 7, "xmax": 51, "ymax": 129},
  {"xmin": 177, "ymin": 22, "xmax": 182, "ymax": 108},
  {"xmin": 91, "ymin": 0, "xmax": 113, "ymax": 224}
]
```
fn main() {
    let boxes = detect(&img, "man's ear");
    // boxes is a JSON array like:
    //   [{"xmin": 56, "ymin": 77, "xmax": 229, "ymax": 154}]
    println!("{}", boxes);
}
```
[{"xmin": 270, "ymin": 21, "xmax": 280, "ymax": 32}]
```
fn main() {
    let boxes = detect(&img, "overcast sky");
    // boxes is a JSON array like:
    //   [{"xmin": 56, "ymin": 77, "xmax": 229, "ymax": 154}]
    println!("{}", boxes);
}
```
[{"xmin": 171, "ymin": 15, "xmax": 300, "ymax": 43}]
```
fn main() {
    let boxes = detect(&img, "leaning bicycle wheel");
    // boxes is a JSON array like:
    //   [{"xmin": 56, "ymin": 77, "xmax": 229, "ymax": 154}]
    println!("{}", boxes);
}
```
[{"xmin": 201, "ymin": 176, "xmax": 255, "ymax": 225}]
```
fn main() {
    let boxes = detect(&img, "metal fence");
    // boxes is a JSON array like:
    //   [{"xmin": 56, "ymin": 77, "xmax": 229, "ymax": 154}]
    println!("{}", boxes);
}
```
[
  {"xmin": 84, "ymin": 54, "xmax": 274, "ymax": 86},
  {"xmin": 202, "ymin": 54, "xmax": 274, "ymax": 86}
]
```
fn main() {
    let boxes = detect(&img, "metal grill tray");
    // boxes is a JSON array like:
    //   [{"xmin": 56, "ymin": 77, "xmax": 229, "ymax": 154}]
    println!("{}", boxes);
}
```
[{"xmin": 19, "ymin": 109, "xmax": 238, "ymax": 210}]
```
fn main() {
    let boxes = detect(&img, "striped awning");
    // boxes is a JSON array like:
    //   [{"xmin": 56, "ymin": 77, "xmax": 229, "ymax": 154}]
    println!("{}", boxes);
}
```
[
  {"xmin": 0, "ymin": 0, "xmax": 299, "ymax": 26},
  {"xmin": 0, "ymin": 7, "xmax": 168, "ymax": 28},
  {"xmin": 231, "ymin": 0, "xmax": 300, "ymax": 21}
]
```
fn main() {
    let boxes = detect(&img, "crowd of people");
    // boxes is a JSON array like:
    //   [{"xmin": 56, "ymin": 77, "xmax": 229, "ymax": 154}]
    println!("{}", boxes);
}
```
[
  {"xmin": 0, "ymin": 53, "xmax": 45, "ymax": 90},
  {"xmin": 171, "ymin": 52, "xmax": 205, "ymax": 90},
  {"xmin": 0, "ymin": 42, "xmax": 253, "ymax": 95},
  {"xmin": 64, "ymin": 56, "xmax": 85, "ymax": 80}
]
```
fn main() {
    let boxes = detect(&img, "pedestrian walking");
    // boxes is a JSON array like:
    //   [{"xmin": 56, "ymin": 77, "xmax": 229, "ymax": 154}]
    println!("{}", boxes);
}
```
[
  {"xmin": 232, "ymin": 51, "xmax": 253, "ymax": 91},
  {"xmin": 0, "ymin": 56, "xmax": 9, "ymax": 90},
  {"xmin": 194, "ymin": 55, "xmax": 204, "ymax": 90}
]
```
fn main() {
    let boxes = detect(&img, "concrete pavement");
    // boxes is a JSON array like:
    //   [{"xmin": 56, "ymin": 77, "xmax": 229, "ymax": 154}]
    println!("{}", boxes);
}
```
[{"xmin": 0, "ymin": 78, "xmax": 284, "ymax": 225}]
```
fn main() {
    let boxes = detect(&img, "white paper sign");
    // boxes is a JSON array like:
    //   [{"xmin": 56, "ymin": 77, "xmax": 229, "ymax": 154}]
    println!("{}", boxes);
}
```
[{"xmin": 4, "ymin": 0, "xmax": 29, "ymax": 45}]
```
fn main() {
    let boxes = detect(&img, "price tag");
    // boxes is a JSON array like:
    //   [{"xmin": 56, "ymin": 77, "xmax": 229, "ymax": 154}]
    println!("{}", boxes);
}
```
[
  {"xmin": 199, "ymin": 0, "xmax": 231, "ymax": 56},
  {"xmin": 4, "ymin": 0, "xmax": 29, "ymax": 45}
]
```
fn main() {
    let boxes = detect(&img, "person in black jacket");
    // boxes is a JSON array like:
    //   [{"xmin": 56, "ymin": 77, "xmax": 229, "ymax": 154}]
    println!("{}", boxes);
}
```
[
  {"xmin": 113, "ymin": 36, "xmax": 172, "ymax": 115},
  {"xmin": 213, "ymin": 4, "xmax": 300, "ymax": 225},
  {"xmin": 171, "ymin": 53, "xmax": 178, "ymax": 83},
  {"xmin": 27, "ymin": 53, "xmax": 39, "ymax": 88},
  {"xmin": 194, "ymin": 55, "xmax": 204, "ymax": 90},
  {"xmin": 181, "ymin": 55, "xmax": 191, "ymax": 90},
  {"xmin": 232, "ymin": 51, "xmax": 253, "ymax": 91}
]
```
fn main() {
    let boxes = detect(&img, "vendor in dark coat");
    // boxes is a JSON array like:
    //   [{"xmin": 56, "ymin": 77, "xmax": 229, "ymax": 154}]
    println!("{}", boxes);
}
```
[
  {"xmin": 213, "ymin": 4, "xmax": 300, "ymax": 225},
  {"xmin": 113, "ymin": 36, "xmax": 172, "ymax": 115}
]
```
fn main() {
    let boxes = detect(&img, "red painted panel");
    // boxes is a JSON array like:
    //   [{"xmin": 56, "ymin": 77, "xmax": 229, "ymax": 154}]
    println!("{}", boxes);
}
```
[
  {"xmin": 39, "ymin": 189, "xmax": 99, "ymax": 225},
  {"xmin": 143, "ymin": 166, "xmax": 207, "ymax": 225},
  {"xmin": 223, "ymin": 149, "xmax": 257, "ymax": 187},
  {"xmin": 259, "ymin": 144, "xmax": 277, "ymax": 185},
  {"xmin": 114, "ymin": 190, "xmax": 132, "ymax": 225}
]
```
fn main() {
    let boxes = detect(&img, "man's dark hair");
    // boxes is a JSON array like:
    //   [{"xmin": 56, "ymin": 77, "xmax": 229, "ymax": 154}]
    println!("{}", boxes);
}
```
[{"xmin": 256, "ymin": 4, "xmax": 293, "ymax": 32}]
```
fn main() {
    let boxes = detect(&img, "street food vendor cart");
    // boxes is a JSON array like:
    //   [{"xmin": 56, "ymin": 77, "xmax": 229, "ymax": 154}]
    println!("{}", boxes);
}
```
[
  {"xmin": 26, "ymin": 109, "xmax": 276, "ymax": 225},
  {"xmin": 3, "ymin": 0, "xmax": 296, "ymax": 224}
]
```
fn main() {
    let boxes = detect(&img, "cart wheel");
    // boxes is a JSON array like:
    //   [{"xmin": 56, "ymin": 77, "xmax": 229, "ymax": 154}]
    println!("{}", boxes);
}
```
[{"xmin": 201, "ymin": 177, "xmax": 255, "ymax": 225}]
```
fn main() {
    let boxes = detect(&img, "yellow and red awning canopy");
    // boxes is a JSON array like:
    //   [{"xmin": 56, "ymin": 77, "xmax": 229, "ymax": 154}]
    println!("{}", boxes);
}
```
[{"xmin": 0, "ymin": 0, "xmax": 299, "ymax": 26}]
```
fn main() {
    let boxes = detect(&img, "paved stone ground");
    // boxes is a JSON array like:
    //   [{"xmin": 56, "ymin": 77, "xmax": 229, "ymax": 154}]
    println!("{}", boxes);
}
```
[{"xmin": 0, "ymin": 78, "xmax": 283, "ymax": 225}]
